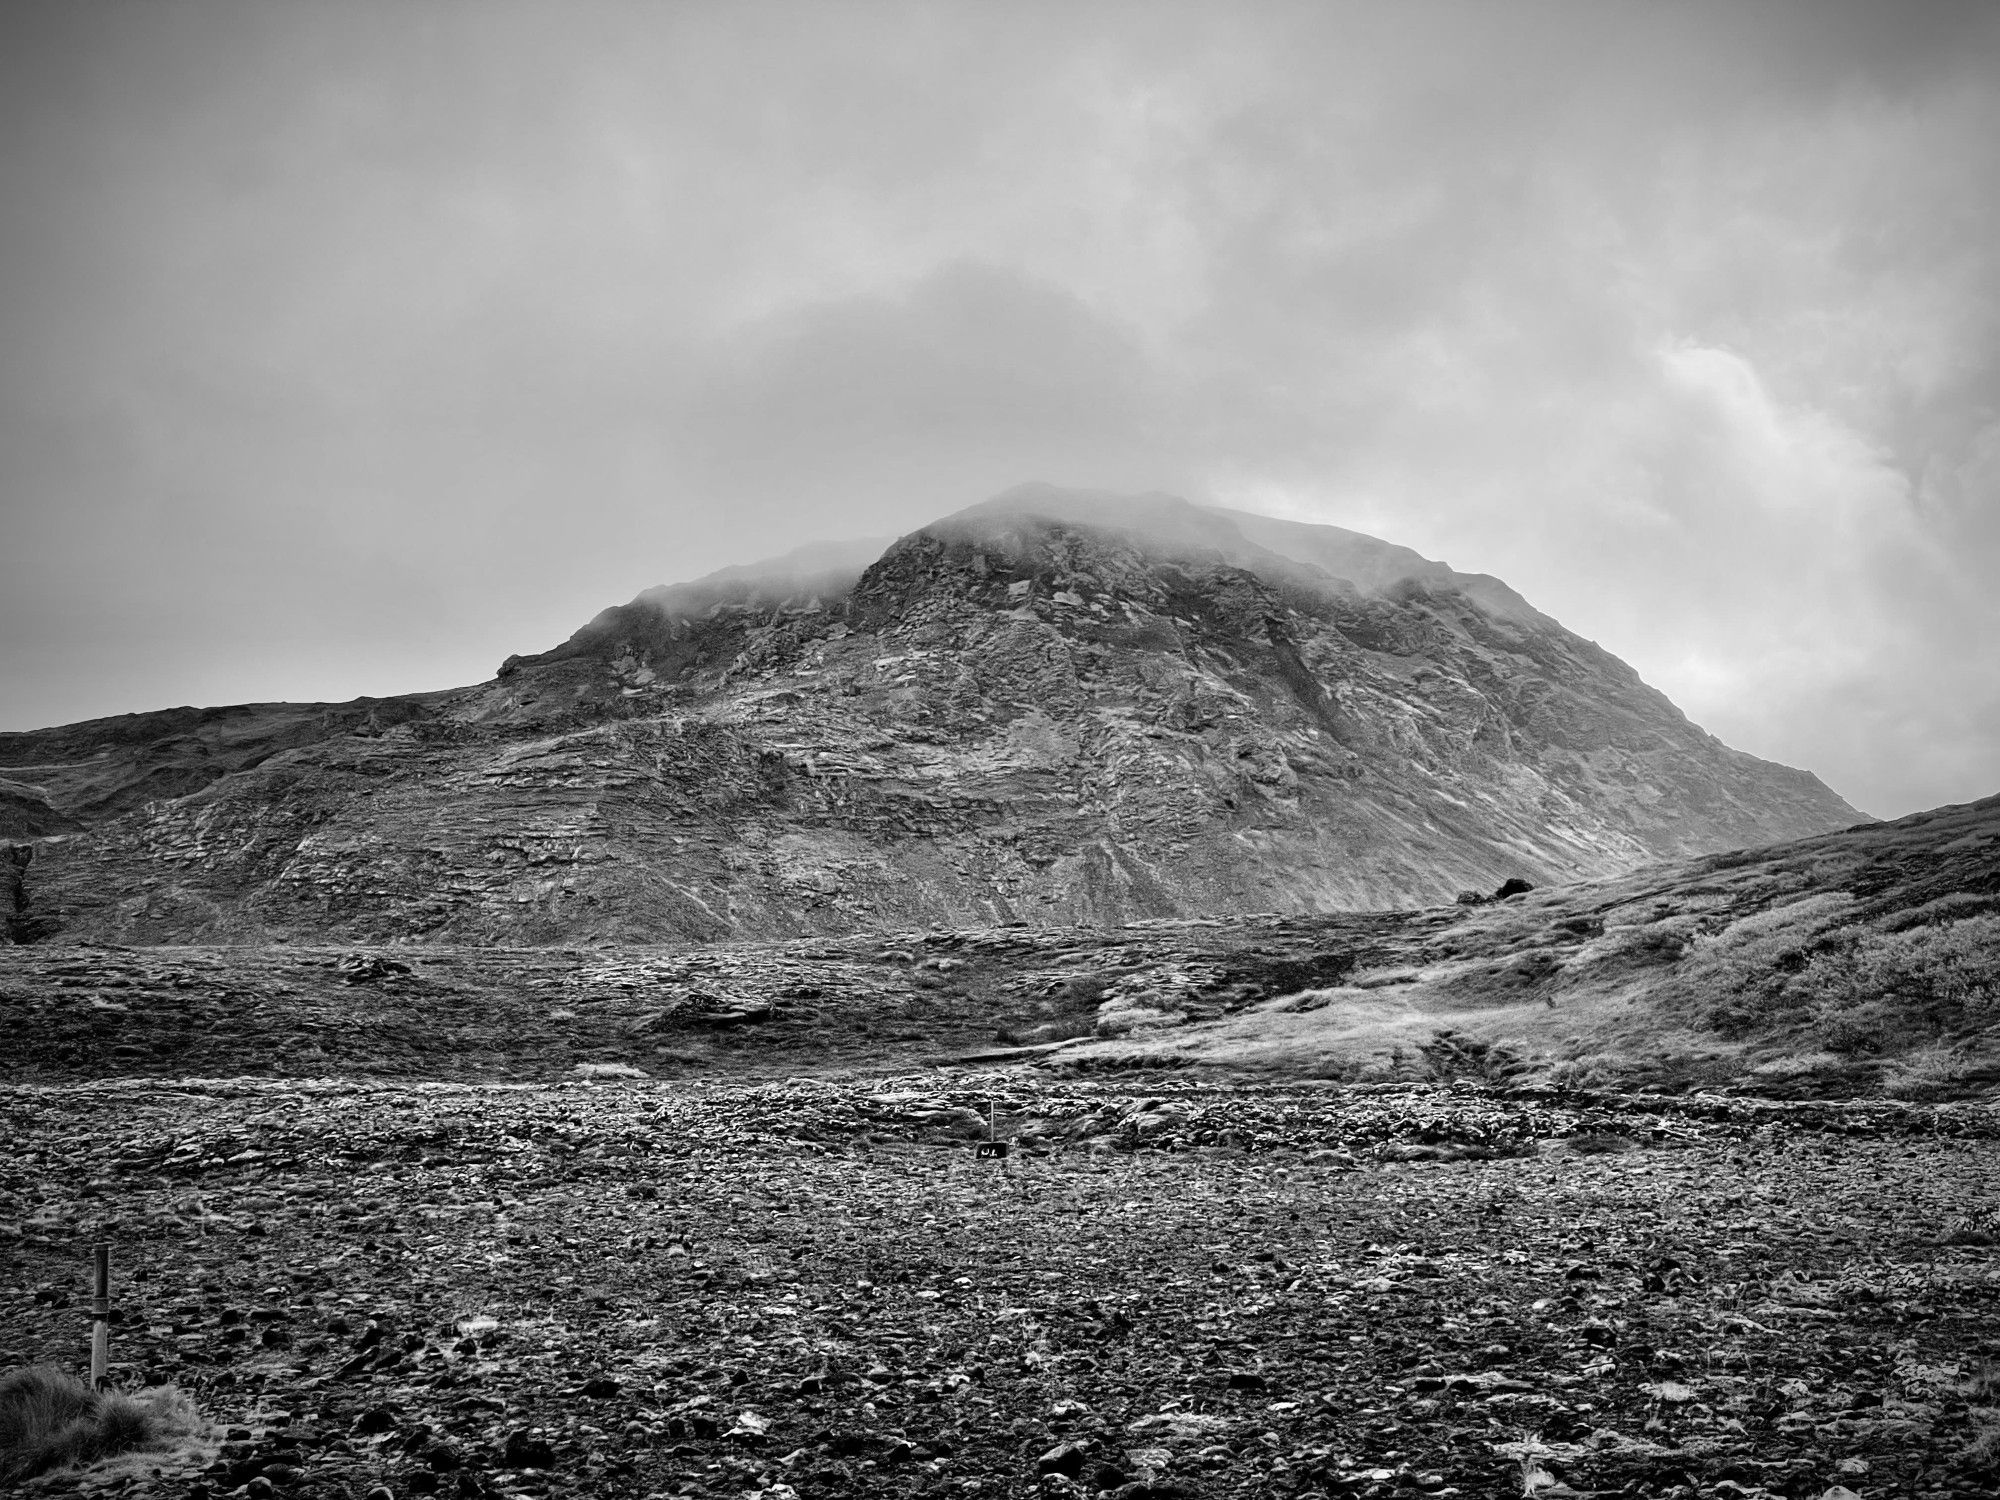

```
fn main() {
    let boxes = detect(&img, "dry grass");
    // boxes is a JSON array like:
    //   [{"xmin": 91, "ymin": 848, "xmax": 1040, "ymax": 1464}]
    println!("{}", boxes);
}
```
[
  {"xmin": 1067, "ymin": 972, "xmax": 1747, "ymax": 1087},
  {"xmin": 1963, "ymin": 1423, "xmax": 2000, "ymax": 1474},
  {"xmin": 1882, "ymin": 1043, "xmax": 1985, "ymax": 1100},
  {"xmin": 0, "ymin": 1366, "xmax": 207, "ymax": 1484},
  {"xmin": 1054, "ymin": 803, "xmax": 2000, "ymax": 1096}
]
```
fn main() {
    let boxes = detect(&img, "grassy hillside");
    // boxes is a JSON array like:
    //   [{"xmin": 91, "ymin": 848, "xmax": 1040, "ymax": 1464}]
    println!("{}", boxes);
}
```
[{"xmin": 1074, "ymin": 794, "xmax": 2000, "ymax": 1098}]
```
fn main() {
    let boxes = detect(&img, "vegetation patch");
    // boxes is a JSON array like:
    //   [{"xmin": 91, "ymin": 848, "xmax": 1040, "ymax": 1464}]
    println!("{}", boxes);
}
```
[{"xmin": 0, "ymin": 1366, "xmax": 207, "ymax": 1484}]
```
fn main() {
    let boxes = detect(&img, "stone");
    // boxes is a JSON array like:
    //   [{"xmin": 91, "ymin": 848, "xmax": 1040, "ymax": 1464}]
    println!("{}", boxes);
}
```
[
  {"xmin": 1036, "ymin": 1441, "xmax": 1089, "ymax": 1479},
  {"xmin": 499, "ymin": 1429, "xmax": 557, "ymax": 1469}
]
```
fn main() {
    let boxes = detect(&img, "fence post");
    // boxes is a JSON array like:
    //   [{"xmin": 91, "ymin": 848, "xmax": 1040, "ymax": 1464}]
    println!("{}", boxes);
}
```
[{"xmin": 90, "ymin": 1243, "xmax": 110, "ymax": 1389}]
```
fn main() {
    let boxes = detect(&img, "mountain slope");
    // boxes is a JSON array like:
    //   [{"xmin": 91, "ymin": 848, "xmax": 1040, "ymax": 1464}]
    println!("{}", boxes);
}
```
[
  {"xmin": 1, "ymin": 485, "xmax": 1861, "ymax": 945},
  {"xmin": 2, "ymin": 794, "xmax": 1989, "ymax": 1098},
  {"xmin": 1071, "ymin": 791, "xmax": 2000, "ymax": 1098}
]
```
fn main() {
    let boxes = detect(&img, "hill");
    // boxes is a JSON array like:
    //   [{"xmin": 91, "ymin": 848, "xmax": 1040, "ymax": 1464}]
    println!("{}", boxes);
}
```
[
  {"xmin": 1070, "ymin": 790, "xmax": 2000, "ymax": 1099},
  {"xmin": 0, "ymin": 485, "xmax": 1860, "ymax": 946},
  {"xmin": 5, "ymin": 794, "xmax": 1989, "ymax": 1099}
]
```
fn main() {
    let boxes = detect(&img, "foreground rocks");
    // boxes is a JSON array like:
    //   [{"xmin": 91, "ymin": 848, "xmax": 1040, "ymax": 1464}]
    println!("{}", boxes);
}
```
[{"xmin": 4, "ymin": 1078, "xmax": 1998, "ymax": 1497}]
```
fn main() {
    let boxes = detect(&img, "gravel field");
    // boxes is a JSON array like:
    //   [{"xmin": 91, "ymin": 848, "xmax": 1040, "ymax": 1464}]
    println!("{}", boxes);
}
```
[{"xmin": 6, "ymin": 1078, "xmax": 1998, "ymax": 1499}]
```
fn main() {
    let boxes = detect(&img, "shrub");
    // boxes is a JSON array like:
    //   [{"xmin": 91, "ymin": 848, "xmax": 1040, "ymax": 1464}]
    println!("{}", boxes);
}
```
[
  {"xmin": 1799, "ymin": 915, "xmax": 2000, "ymax": 1054},
  {"xmin": 1655, "ymin": 895, "xmax": 1854, "ymax": 1035},
  {"xmin": 0, "ymin": 1366, "xmax": 203, "ymax": 1483},
  {"xmin": 1882, "ymin": 1044, "xmax": 1982, "ymax": 1101},
  {"xmin": 1419, "ymin": 1029, "xmax": 1530, "ymax": 1082},
  {"xmin": 1654, "ymin": 900, "xmax": 1999, "ymax": 1052}
]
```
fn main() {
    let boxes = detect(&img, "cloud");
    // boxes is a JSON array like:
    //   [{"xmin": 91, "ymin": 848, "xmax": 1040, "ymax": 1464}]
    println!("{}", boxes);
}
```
[{"xmin": 0, "ymin": 0, "xmax": 1995, "ymax": 815}]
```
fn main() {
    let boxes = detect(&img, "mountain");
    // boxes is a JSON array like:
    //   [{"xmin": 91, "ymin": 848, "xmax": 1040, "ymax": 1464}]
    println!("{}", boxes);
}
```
[{"xmin": 0, "ymin": 484, "xmax": 1862, "ymax": 946}]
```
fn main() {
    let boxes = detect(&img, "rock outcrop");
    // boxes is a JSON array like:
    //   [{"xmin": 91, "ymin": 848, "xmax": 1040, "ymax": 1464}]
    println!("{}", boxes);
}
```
[{"xmin": 0, "ymin": 485, "xmax": 1863, "ymax": 945}]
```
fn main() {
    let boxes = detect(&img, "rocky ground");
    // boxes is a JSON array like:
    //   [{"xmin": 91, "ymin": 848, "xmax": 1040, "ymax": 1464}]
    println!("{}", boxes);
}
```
[
  {"xmin": 6, "ymin": 788, "xmax": 1995, "ymax": 1100},
  {"xmin": 0, "ymin": 916, "xmax": 1401, "ymax": 1088},
  {"xmin": 5, "ymin": 1076, "xmax": 1998, "ymax": 1500}
]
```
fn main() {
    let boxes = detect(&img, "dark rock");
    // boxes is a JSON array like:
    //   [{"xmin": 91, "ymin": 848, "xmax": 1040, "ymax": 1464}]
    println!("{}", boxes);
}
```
[
  {"xmin": 499, "ymin": 1429, "xmax": 557, "ymax": 1469},
  {"xmin": 1037, "ymin": 1441, "xmax": 1089, "ymax": 1479}
]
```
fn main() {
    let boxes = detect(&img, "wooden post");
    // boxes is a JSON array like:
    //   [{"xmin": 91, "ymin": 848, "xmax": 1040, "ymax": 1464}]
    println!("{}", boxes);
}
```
[
  {"xmin": 992, "ymin": 1101, "xmax": 1011, "ymax": 1180},
  {"xmin": 89, "ymin": 1243, "xmax": 110, "ymax": 1389}
]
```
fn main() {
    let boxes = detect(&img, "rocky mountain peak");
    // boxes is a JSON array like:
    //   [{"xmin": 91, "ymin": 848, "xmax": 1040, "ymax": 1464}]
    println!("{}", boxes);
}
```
[{"xmin": 3, "ymin": 485, "xmax": 1862, "ymax": 946}]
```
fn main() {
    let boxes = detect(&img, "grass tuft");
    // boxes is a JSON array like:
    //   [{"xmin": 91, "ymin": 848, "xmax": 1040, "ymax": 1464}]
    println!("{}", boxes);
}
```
[
  {"xmin": 1963, "ymin": 1422, "xmax": 2000, "ymax": 1472},
  {"xmin": 0, "ymin": 1365, "xmax": 207, "ymax": 1483}
]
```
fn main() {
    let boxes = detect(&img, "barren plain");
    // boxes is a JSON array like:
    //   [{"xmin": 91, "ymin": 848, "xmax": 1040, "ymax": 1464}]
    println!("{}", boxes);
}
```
[{"xmin": 5, "ymin": 1077, "xmax": 1997, "ymax": 1499}]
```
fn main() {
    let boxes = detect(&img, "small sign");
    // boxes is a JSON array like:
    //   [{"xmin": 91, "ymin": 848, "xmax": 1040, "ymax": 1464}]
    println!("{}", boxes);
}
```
[{"xmin": 976, "ymin": 1141, "xmax": 1010, "ymax": 1160}]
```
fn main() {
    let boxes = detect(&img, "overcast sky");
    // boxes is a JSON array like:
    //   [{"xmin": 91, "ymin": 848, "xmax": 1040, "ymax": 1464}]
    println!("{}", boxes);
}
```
[{"xmin": 2, "ymin": 1, "xmax": 1996, "ymax": 818}]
